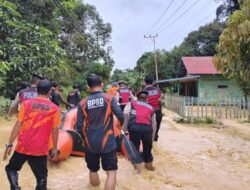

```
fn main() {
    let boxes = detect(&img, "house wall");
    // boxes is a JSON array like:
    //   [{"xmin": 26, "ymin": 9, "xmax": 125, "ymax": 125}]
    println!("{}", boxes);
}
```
[{"xmin": 199, "ymin": 75, "xmax": 243, "ymax": 99}]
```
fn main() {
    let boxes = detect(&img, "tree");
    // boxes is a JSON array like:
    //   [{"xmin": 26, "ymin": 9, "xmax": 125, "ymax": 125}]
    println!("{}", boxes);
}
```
[
  {"xmin": 181, "ymin": 22, "xmax": 225, "ymax": 56},
  {"xmin": 88, "ymin": 62, "xmax": 112, "ymax": 83},
  {"xmin": 0, "ymin": 0, "xmax": 114, "ymax": 97},
  {"xmin": 214, "ymin": 0, "xmax": 250, "ymax": 100},
  {"xmin": 111, "ymin": 69, "xmax": 145, "ymax": 92},
  {"xmin": 0, "ymin": 1, "xmax": 64, "ymax": 97},
  {"xmin": 216, "ymin": 0, "xmax": 242, "ymax": 21}
]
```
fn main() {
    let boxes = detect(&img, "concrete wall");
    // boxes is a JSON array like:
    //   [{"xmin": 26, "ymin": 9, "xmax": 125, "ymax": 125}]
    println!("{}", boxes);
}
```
[{"xmin": 198, "ymin": 75, "xmax": 243, "ymax": 99}]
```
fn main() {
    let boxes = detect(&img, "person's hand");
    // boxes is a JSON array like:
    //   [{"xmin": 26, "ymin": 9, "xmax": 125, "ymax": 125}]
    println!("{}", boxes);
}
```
[
  {"xmin": 3, "ymin": 147, "xmax": 12, "ymax": 161},
  {"xmin": 50, "ymin": 148, "xmax": 58, "ymax": 161}
]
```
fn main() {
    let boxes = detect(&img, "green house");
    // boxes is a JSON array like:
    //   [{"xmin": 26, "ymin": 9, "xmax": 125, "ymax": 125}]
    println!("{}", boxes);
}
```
[{"xmin": 157, "ymin": 57, "xmax": 243, "ymax": 99}]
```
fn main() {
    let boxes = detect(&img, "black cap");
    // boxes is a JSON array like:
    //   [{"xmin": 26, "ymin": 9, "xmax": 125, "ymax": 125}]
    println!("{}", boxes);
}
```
[
  {"xmin": 37, "ymin": 79, "xmax": 52, "ymax": 95},
  {"xmin": 145, "ymin": 76, "xmax": 154, "ymax": 84},
  {"xmin": 51, "ymin": 81, "xmax": 58, "ymax": 88},
  {"xmin": 32, "ymin": 73, "xmax": 44, "ymax": 80},
  {"xmin": 118, "ymin": 80, "xmax": 127, "ymax": 85},
  {"xmin": 19, "ymin": 81, "xmax": 29, "ymax": 89},
  {"xmin": 73, "ymin": 84, "xmax": 79, "ymax": 89},
  {"xmin": 87, "ymin": 74, "xmax": 102, "ymax": 87},
  {"xmin": 137, "ymin": 90, "xmax": 149, "ymax": 97}
]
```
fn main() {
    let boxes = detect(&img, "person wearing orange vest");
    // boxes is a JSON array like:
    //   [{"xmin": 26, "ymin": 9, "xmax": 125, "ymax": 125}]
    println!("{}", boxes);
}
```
[
  {"xmin": 123, "ymin": 90, "xmax": 156, "ymax": 171},
  {"xmin": 144, "ymin": 76, "xmax": 162, "ymax": 141},
  {"xmin": 3, "ymin": 79, "xmax": 61, "ymax": 190},
  {"xmin": 118, "ymin": 80, "xmax": 134, "ymax": 111},
  {"xmin": 107, "ymin": 82, "xmax": 119, "ymax": 102},
  {"xmin": 76, "ymin": 74, "xmax": 124, "ymax": 190}
]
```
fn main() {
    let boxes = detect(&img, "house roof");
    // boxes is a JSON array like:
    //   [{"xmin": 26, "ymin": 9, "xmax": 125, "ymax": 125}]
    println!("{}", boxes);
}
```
[
  {"xmin": 155, "ymin": 75, "xmax": 200, "ymax": 85},
  {"xmin": 182, "ymin": 57, "xmax": 219, "ymax": 75}
]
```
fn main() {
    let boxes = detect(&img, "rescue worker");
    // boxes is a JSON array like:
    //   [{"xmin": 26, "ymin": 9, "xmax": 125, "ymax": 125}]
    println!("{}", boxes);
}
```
[
  {"xmin": 8, "ymin": 74, "xmax": 44, "ymax": 116},
  {"xmin": 16, "ymin": 82, "xmax": 29, "ymax": 93},
  {"xmin": 67, "ymin": 84, "xmax": 81, "ymax": 108},
  {"xmin": 144, "ymin": 76, "xmax": 162, "ymax": 141},
  {"xmin": 107, "ymin": 82, "xmax": 120, "ymax": 102},
  {"xmin": 76, "ymin": 74, "xmax": 124, "ymax": 190},
  {"xmin": 3, "ymin": 79, "xmax": 61, "ymax": 190},
  {"xmin": 50, "ymin": 81, "xmax": 73, "ymax": 108},
  {"xmin": 7, "ymin": 82, "xmax": 29, "ymax": 117},
  {"xmin": 123, "ymin": 90, "xmax": 156, "ymax": 171},
  {"xmin": 118, "ymin": 80, "xmax": 134, "ymax": 111}
]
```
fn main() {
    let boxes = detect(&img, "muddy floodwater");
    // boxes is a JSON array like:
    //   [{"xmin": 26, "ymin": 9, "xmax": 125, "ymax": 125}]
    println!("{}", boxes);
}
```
[{"xmin": 1, "ymin": 109, "xmax": 250, "ymax": 190}]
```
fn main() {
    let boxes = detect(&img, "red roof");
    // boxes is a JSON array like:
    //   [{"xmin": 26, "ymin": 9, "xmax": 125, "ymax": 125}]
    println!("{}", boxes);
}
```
[{"xmin": 182, "ymin": 57, "xmax": 219, "ymax": 75}]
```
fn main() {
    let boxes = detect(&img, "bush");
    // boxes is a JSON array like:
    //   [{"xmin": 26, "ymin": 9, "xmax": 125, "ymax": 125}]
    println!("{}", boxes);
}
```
[{"xmin": 0, "ymin": 96, "xmax": 11, "ymax": 115}]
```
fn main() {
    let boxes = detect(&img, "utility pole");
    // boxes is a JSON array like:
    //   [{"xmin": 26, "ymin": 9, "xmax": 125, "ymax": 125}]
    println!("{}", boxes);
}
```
[{"xmin": 144, "ymin": 34, "xmax": 159, "ymax": 82}]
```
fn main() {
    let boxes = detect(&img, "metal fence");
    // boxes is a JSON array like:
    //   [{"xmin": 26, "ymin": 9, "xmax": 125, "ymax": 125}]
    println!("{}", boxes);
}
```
[{"xmin": 163, "ymin": 94, "xmax": 250, "ymax": 121}]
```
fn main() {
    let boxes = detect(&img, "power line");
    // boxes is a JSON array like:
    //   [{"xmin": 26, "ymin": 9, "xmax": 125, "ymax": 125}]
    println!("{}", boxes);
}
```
[
  {"xmin": 151, "ymin": 0, "xmax": 188, "ymax": 34},
  {"xmin": 146, "ymin": 0, "xmax": 175, "ymax": 35},
  {"xmin": 158, "ymin": 0, "xmax": 200, "ymax": 34},
  {"xmin": 162, "ymin": 0, "xmax": 211, "ymax": 45},
  {"xmin": 127, "ymin": 0, "xmax": 182, "ymax": 66},
  {"xmin": 127, "ymin": 39, "xmax": 151, "ymax": 67},
  {"xmin": 165, "ymin": 13, "xmax": 215, "ymax": 50}
]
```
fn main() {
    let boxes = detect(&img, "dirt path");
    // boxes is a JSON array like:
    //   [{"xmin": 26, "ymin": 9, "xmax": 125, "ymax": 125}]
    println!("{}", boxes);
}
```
[{"xmin": 0, "ymin": 110, "xmax": 250, "ymax": 190}]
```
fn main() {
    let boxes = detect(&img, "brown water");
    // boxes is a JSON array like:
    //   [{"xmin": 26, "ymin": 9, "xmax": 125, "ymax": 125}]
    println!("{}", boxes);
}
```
[{"xmin": 1, "ymin": 110, "xmax": 250, "ymax": 190}]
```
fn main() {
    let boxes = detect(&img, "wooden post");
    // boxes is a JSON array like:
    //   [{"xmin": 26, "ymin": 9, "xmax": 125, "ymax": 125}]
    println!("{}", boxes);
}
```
[
  {"xmin": 243, "ymin": 98, "xmax": 246, "ymax": 119},
  {"xmin": 239, "ymin": 98, "xmax": 242, "ymax": 119},
  {"xmin": 205, "ymin": 98, "xmax": 208, "ymax": 118},
  {"xmin": 201, "ymin": 98, "xmax": 204, "ymax": 118},
  {"xmin": 183, "ymin": 97, "xmax": 186, "ymax": 117},
  {"xmin": 211, "ymin": 98, "xmax": 214, "ymax": 119},
  {"xmin": 233, "ymin": 97, "xmax": 236, "ymax": 118},
  {"xmin": 197, "ymin": 97, "xmax": 200, "ymax": 118},
  {"xmin": 191, "ymin": 97, "xmax": 194, "ymax": 124},
  {"xmin": 215, "ymin": 100, "xmax": 217, "ymax": 118},
  {"xmin": 247, "ymin": 100, "xmax": 250, "ymax": 122},
  {"xmin": 219, "ymin": 98, "xmax": 222, "ymax": 119},
  {"xmin": 225, "ymin": 98, "xmax": 228, "ymax": 119},
  {"xmin": 229, "ymin": 98, "xmax": 232, "ymax": 119}
]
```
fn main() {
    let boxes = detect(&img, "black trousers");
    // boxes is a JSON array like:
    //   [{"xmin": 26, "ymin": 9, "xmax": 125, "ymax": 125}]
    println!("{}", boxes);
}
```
[
  {"xmin": 154, "ymin": 109, "xmax": 163, "ymax": 141},
  {"xmin": 5, "ymin": 151, "xmax": 48, "ymax": 190},
  {"xmin": 120, "ymin": 105, "xmax": 126, "ymax": 111},
  {"xmin": 129, "ymin": 131, "xmax": 153, "ymax": 163}
]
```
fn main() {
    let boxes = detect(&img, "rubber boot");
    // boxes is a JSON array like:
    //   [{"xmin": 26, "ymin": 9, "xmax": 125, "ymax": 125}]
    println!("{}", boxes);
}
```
[
  {"xmin": 5, "ymin": 167, "xmax": 21, "ymax": 190},
  {"xmin": 36, "ymin": 178, "xmax": 47, "ymax": 190},
  {"xmin": 133, "ymin": 164, "xmax": 142, "ymax": 174},
  {"xmin": 145, "ymin": 162, "xmax": 155, "ymax": 171}
]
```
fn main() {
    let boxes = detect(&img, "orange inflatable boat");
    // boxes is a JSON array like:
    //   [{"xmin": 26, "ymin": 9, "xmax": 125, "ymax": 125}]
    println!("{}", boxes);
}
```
[{"xmin": 48, "ymin": 108, "xmax": 127, "ymax": 162}]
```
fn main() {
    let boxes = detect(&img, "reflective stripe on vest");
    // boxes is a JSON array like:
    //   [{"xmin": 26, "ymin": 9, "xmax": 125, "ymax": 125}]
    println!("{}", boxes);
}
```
[
  {"xmin": 119, "ymin": 88, "xmax": 130, "ymax": 104},
  {"xmin": 131, "ymin": 101, "xmax": 154, "ymax": 125},
  {"xmin": 145, "ymin": 86, "xmax": 161, "ymax": 109},
  {"xmin": 19, "ymin": 87, "xmax": 38, "ymax": 103}
]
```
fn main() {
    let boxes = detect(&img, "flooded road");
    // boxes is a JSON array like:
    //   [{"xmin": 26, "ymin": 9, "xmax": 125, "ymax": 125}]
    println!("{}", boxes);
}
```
[{"xmin": 1, "ymin": 109, "xmax": 250, "ymax": 190}]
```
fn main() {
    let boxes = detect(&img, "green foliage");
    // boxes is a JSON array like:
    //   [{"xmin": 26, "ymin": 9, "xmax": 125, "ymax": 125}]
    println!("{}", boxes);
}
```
[
  {"xmin": 0, "ymin": 96, "xmax": 11, "ymax": 115},
  {"xmin": 0, "ymin": 1, "xmax": 64, "ymax": 97},
  {"xmin": 111, "ymin": 69, "xmax": 145, "ymax": 92},
  {"xmin": 182, "ymin": 22, "xmax": 225, "ymax": 56},
  {"xmin": 214, "ymin": 0, "xmax": 250, "ymax": 98},
  {"xmin": 88, "ymin": 62, "xmax": 112, "ymax": 84},
  {"xmin": 216, "ymin": 0, "xmax": 241, "ymax": 21},
  {"xmin": 0, "ymin": 0, "xmax": 113, "ymax": 98}
]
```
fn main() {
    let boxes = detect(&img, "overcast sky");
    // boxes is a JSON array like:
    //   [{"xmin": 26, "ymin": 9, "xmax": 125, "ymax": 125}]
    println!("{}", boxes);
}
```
[{"xmin": 84, "ymin": 0, "xmax": 220, "ymax": 70}]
